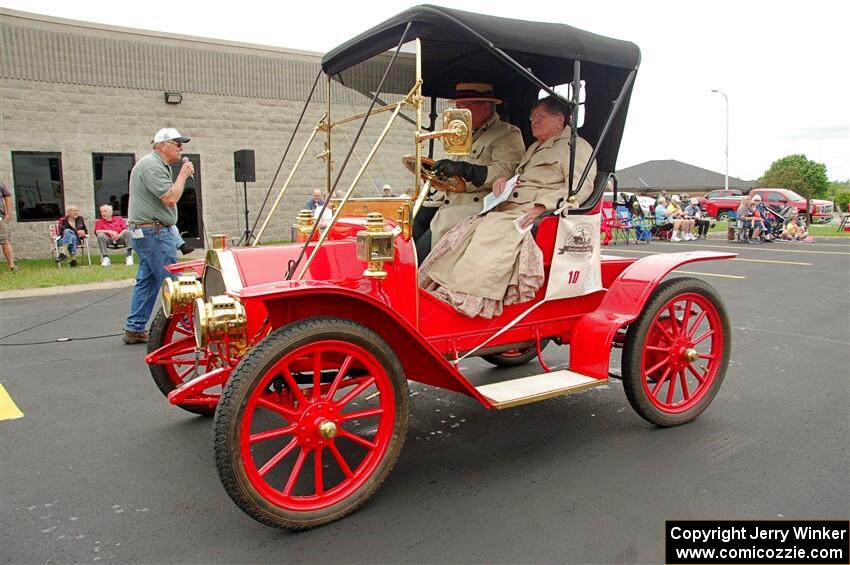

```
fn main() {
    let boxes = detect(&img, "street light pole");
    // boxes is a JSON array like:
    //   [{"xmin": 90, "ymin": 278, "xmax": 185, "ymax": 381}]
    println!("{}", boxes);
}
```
[{"xmin": 711, "ymin": 89, "xmax": 729, "ymax": 191}]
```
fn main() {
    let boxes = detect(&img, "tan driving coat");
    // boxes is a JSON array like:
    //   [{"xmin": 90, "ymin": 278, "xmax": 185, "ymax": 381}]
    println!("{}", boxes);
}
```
[
  {"xmin": 420, "ymin": 127, "xmax": 597, "ymax": 303},
  {"xmin": 509, "ymin": 126, "xmax": 596, "ymax": 210},
  {"xmin": 427, "ymin": 114, "xmax": 524, "ymax": 245}
]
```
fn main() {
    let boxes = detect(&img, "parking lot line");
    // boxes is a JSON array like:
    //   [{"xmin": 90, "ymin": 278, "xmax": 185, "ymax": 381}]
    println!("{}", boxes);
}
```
[
  {"xmin": 730, "ymin": 258, "xmax": 812, "ymax": 266},
  {"xmin": 0, "ymin": 383, "xmax": 24, "ymax": 421},
  {"xmin": 667, "ymin": 242, "xmax": 850, "ymax": 256},
  {"xmin": 607, "ymin": 248, "xmax": 811, "ymax": 266},
  {"xmin": 673, "ymin": 270, "xmax": 746, "ymax": 279}
]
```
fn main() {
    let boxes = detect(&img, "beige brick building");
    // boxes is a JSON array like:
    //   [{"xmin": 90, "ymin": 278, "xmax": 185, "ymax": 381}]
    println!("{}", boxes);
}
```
[{"xmin": 0, "ymin": 8, "xmax": 419, "ymax": 258}]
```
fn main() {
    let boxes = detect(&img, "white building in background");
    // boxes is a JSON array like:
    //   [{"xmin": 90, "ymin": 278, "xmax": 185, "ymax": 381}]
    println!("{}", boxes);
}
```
[{"xmin": 0, "ymin": 8, "xmax": 418, "ymax": 258}]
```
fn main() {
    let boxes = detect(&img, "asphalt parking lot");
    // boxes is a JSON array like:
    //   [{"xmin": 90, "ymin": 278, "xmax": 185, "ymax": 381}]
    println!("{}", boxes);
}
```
[{"xmin": 1, "ymin": 237, "xmax": 848, "ymax": 564}]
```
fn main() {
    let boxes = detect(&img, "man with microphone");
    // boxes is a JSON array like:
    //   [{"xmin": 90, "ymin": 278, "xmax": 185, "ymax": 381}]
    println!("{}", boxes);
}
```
[{"xmin": 123, "ymin": 127, "xmax": 194, "ymax": 344}]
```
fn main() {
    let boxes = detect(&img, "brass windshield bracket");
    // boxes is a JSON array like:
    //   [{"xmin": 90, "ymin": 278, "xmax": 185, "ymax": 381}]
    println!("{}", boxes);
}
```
[{"xmin": 316, "ymin": 142, "xmax": 331, "ymax": 162}]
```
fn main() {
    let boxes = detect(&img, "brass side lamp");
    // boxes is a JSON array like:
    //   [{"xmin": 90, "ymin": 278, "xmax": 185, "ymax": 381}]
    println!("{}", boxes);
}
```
[{"xmin": 355, "ymin": 212, "xmax": 394, "ymax": 279}]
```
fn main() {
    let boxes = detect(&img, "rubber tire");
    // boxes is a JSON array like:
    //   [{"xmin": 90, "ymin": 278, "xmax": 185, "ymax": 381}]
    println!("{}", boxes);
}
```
[
  {"xmin": 147, "ymin": 308, "xmax": 215, "ymax": 416},
  {"xmin": 213, "ymin": 316, "xmax": 409, "ymax": 530},
  {"xmin": 621, "ymin": 278, "xmax": 731, "ymax": 427},
  {"xmin": 716, "ymin": 211, "xmax": 730, "ymax": 222},
  {"xmin": 481, "ymin": 340, "xmax": 550, "ymax": 368}
]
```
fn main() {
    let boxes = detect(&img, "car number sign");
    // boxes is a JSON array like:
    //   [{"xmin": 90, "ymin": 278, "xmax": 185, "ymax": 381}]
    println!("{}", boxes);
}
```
[{"xmin": 544, "ymin": 212, "xmax": 603, "ymax": 300}]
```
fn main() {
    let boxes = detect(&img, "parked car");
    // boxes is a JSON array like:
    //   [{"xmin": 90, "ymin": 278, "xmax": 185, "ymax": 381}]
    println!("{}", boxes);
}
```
[
  {"xmin": 750, "ymin": 188, "xmax": 834, "ymax": 224},
  {"xmin": 704, "ymin": 196, "xmax": 744, "ymax": 221},
  {"xmin": 604, "ymin": 190, "xmax": 654, "ymax": 216},
  {"xmin": 145, "ymin": 5, "xmax": 735, "ymax": 530},
  {"xmin": 704, "ymin": 188, "xmax": 833, "ymax": 223},
  {"xmin": 697, "ymin": 189, "xmax": 743, "ymax": 209}
]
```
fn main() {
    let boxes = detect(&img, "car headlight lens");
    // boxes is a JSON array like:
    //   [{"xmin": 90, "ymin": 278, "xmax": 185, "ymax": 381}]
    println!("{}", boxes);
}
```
[
  {"xmin": 161, "ymin": 275, "xmax": 203, "ymax": 318},
  {"xmin": 192, "ymin": 295, "xmax": 247, "ymax": 349}
]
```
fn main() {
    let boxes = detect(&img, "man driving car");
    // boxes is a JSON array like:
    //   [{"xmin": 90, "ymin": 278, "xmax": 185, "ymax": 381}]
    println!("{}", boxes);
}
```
[{"xmin": 414, "ymin": 82, "xmax": 524, "ymax": 260}]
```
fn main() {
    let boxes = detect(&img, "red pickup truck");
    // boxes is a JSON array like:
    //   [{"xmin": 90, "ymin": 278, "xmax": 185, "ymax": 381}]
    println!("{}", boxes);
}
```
[{"xmin": 704, "ymin": 188, "xmax": 834, "ymax": 223}]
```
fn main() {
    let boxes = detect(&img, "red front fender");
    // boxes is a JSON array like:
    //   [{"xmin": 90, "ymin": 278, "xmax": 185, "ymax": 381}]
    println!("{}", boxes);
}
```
[
  {"xmin": 236, "ymin": 282, "xmax": 492, "ymax": 405},
  {"xmin": 569, "ymin": 251, "xmax": 736, "ymax": 378},
  {"xmin": 166, "ymin": 259, "xmax": 204, "ymax": 277}
]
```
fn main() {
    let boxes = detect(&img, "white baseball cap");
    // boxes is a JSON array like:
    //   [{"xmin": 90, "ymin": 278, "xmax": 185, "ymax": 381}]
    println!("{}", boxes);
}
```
[
  {"xmin": 671, "ymin": 194, "xmax": 681, "ymax": 203},
  {"xmin": 752, "ymin": 194, "xmax": 762, "ymax": 201},
  {"xmin": 152, "ymin": 127, "xmax": 190, "ymax": 144}
]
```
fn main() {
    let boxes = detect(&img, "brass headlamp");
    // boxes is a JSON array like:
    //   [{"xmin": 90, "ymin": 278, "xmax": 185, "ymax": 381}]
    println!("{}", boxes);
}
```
[
  {"xmin": 192, "ymin": 295, "xmax": 247, "ymax": 350},
  {"xmin": 355, "ymin": 212, "xmax": 394, "ymax": 279},
  {"xmin": 416, "ymin": 109, "xmax": 473, "ymax": 155},
  {"xmin": 161, "ymin": 275, "xmax": 204, "ymax": 318},
  {"xmin": 294, "ymin": 209, "xmax": 316, "ymax": 242}
]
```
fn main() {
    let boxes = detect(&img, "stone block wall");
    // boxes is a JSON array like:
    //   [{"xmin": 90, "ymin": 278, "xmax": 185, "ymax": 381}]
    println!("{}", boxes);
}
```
[{"xmin": 0, "ymin": 9, "xmax": 434, "ymax": 258}]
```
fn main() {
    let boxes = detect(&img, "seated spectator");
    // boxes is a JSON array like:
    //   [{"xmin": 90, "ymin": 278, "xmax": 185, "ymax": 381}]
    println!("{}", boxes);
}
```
[
  {"xmin": 94, "ymin": 204, "xmax": 134, "ymax": 266},
  {"xmin": 751, "ymin": 194, "xmax": 774, "ymax": 241},
  {"xmin": 56, "ymin": 205, "xmax": 87, "ymax": 267},
  {"xmin": 736, "ymin": 196, "xmax": 763, "ymax": 242},
  {"xmin": 684, "ymin": 198, "xmax": 711, "ymax": 239},
  {"xmin": 419, "ymin": 95, "xmax": 595, "ymax": 318},
  {"xmin": 381, "ymin": 184, "xmax": 395, "ymax": 197},
  {"xmin": 667, "ymin": 195, "xmax": 695, "ymax": 241},
  {"xmin": 653, "ymin": 196, "xmax": 684, "ymax": 240},
  {"xmin": 305, "ymin": 189, "xmax": 325, "ymax": 211},
  {"xmin": 781, "ymin": 215, "xmax": 810, "ymax": 241}
]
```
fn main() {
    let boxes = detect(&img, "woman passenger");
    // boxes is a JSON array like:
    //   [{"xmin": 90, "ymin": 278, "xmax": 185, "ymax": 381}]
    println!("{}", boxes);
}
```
[{"xmin": 418, "ymin": 96, "xmax": 596, "ymax": 318}]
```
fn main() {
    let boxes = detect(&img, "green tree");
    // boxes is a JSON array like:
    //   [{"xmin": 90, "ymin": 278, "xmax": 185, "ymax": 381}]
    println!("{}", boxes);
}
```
[{"xmin": 758, "ymin": 154, "xmax": 829, "ymax": 221}]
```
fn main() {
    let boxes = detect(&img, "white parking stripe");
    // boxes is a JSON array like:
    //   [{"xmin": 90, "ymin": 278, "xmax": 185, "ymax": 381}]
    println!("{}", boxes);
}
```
[
  {"xmin": 662, "ymin": 241, "xmax": 850, "ymax": 255},
  {"xmin": 673, "ymin": 270, "xmax": 746, "ymax": 279},
  {"xmin": 607, "ymin": 248, "xmax": 811, "ymax": 266}
]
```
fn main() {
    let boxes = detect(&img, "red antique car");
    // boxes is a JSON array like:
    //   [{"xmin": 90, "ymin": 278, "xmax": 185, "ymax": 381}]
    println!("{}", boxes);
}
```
[{"xmin": 145, "ymin": 6, "xmax": 734, "ymax": 530}]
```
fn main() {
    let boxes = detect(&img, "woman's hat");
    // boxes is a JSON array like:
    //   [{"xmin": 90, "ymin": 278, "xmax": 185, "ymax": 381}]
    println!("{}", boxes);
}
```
[
  {"xmin": 671, "ymin": 194, "xmax": 681, "ymax": 203},
  {"xmin": 451, "ymin": 83, "xmax": 502, "ymax": 104}
]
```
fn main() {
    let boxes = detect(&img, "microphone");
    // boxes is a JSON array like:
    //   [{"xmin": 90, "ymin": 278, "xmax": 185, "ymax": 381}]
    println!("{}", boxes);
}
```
[{"xmin": 182, "ymin": 157, "xmax": 194, "ymax": 179}]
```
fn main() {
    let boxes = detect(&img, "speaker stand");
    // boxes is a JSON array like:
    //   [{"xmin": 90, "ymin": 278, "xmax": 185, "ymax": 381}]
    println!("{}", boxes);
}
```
[{"xmin": 241, "ymin": 181, "xmax": 251, "ymax": 245}]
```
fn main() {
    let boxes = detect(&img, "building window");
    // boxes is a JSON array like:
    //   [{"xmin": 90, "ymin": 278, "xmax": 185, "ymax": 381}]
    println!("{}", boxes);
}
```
[
  {"xmin": 11, "ymin": 152, "xmax": 64, "ymax": 221},
  {"xmin": 92, "ymin": 153, "xmax": 135, "ymax": 218}
]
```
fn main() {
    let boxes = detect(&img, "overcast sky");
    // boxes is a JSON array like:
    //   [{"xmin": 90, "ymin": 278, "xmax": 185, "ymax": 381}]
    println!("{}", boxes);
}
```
[{"xmin": 2, "ymin": 0, "xmax": 848, "ymax": 181}]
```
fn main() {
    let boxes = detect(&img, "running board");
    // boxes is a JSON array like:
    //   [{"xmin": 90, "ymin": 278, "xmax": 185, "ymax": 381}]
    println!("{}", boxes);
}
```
[{"xmin": 475, "ymin": 370, "xmax": 606, "ymax": 409}]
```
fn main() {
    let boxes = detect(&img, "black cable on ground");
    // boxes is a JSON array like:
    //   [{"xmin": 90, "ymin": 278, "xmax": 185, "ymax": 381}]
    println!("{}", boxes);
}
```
[
  {"xmin": 0, "ymin": 284, "xmax": 132, "ymax": 343},
  {"xmin": 0, "ymin": 333, "xmax": 125, "ymax": 346}
]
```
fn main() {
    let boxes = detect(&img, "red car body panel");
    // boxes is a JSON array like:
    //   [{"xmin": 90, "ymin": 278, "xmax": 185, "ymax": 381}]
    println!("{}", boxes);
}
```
[
  {"xmin": 215, "ymin": 214, "xmax": 735, "ymax": 407},
  {"xmin": 569, "ymin": 251, "xmax": 736, "ymax": 378},
  {"xmin": 166, "ymin": 260, "xmax": 204, "ymax": 276}
]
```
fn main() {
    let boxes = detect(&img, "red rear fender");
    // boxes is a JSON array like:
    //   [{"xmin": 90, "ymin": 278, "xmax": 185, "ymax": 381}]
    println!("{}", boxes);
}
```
[{"xmin": 570, "ymin": 251, "xmax": 735, "ymax": 378}]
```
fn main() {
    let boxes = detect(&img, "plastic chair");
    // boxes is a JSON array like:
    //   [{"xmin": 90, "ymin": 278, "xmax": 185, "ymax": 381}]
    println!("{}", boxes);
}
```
[
  {"xmin": 633, "ymin": 216, "xmax": 653, "ymax": 243},
  {"xmin": 611, "ymin": 205, "xmax": 634, "ymax": 245},
  {"xmin": 600, "ymin": 205, "xmax": 615, "ymax": 246},
  {"xmin": 50, "ymin": 223, "xmax": 93, "ymax": 267}
]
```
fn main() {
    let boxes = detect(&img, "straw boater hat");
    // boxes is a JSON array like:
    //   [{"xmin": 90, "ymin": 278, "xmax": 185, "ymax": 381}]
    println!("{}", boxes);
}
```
[{"xmin": 451, "ymin": 82, "xmax": 502, "ymax": 104}]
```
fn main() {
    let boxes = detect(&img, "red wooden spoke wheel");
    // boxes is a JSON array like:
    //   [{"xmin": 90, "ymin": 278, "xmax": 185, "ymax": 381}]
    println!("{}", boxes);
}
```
[
  {"xmin": 622, "ymin": 278, "xmax": 730, "ymax": 426},
  {"xmin": 214, "ymin": 317, "xmax": 408, "ymax": 530},
  {"xmin": 147, "ymin": 308, "xmax": 228, "ymax": 416}
]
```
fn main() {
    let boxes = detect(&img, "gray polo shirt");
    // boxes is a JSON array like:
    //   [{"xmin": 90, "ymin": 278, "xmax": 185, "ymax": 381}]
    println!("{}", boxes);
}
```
[{"xmin": 128, "ymin": 152, "xmax": 178, "ymax": 227}]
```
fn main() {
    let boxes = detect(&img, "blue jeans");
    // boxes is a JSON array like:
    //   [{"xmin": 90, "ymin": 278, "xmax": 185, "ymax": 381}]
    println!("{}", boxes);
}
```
[
  {"xmin": 58, "ymin": 229, "xmax": 80, "ymax": 255},
  {"xmin": 125, "ymin": 226, "xmax": 177, "ymax": 333},
  {"xmin": 171, "ymin": 225, "xmax": 186, "ymax": 248}
]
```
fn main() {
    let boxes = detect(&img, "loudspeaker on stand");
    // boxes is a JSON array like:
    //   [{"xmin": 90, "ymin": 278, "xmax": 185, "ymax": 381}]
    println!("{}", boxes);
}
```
[{"xmin": 233, "ymin": 149, "xmax": 256, "ymax": 183}]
